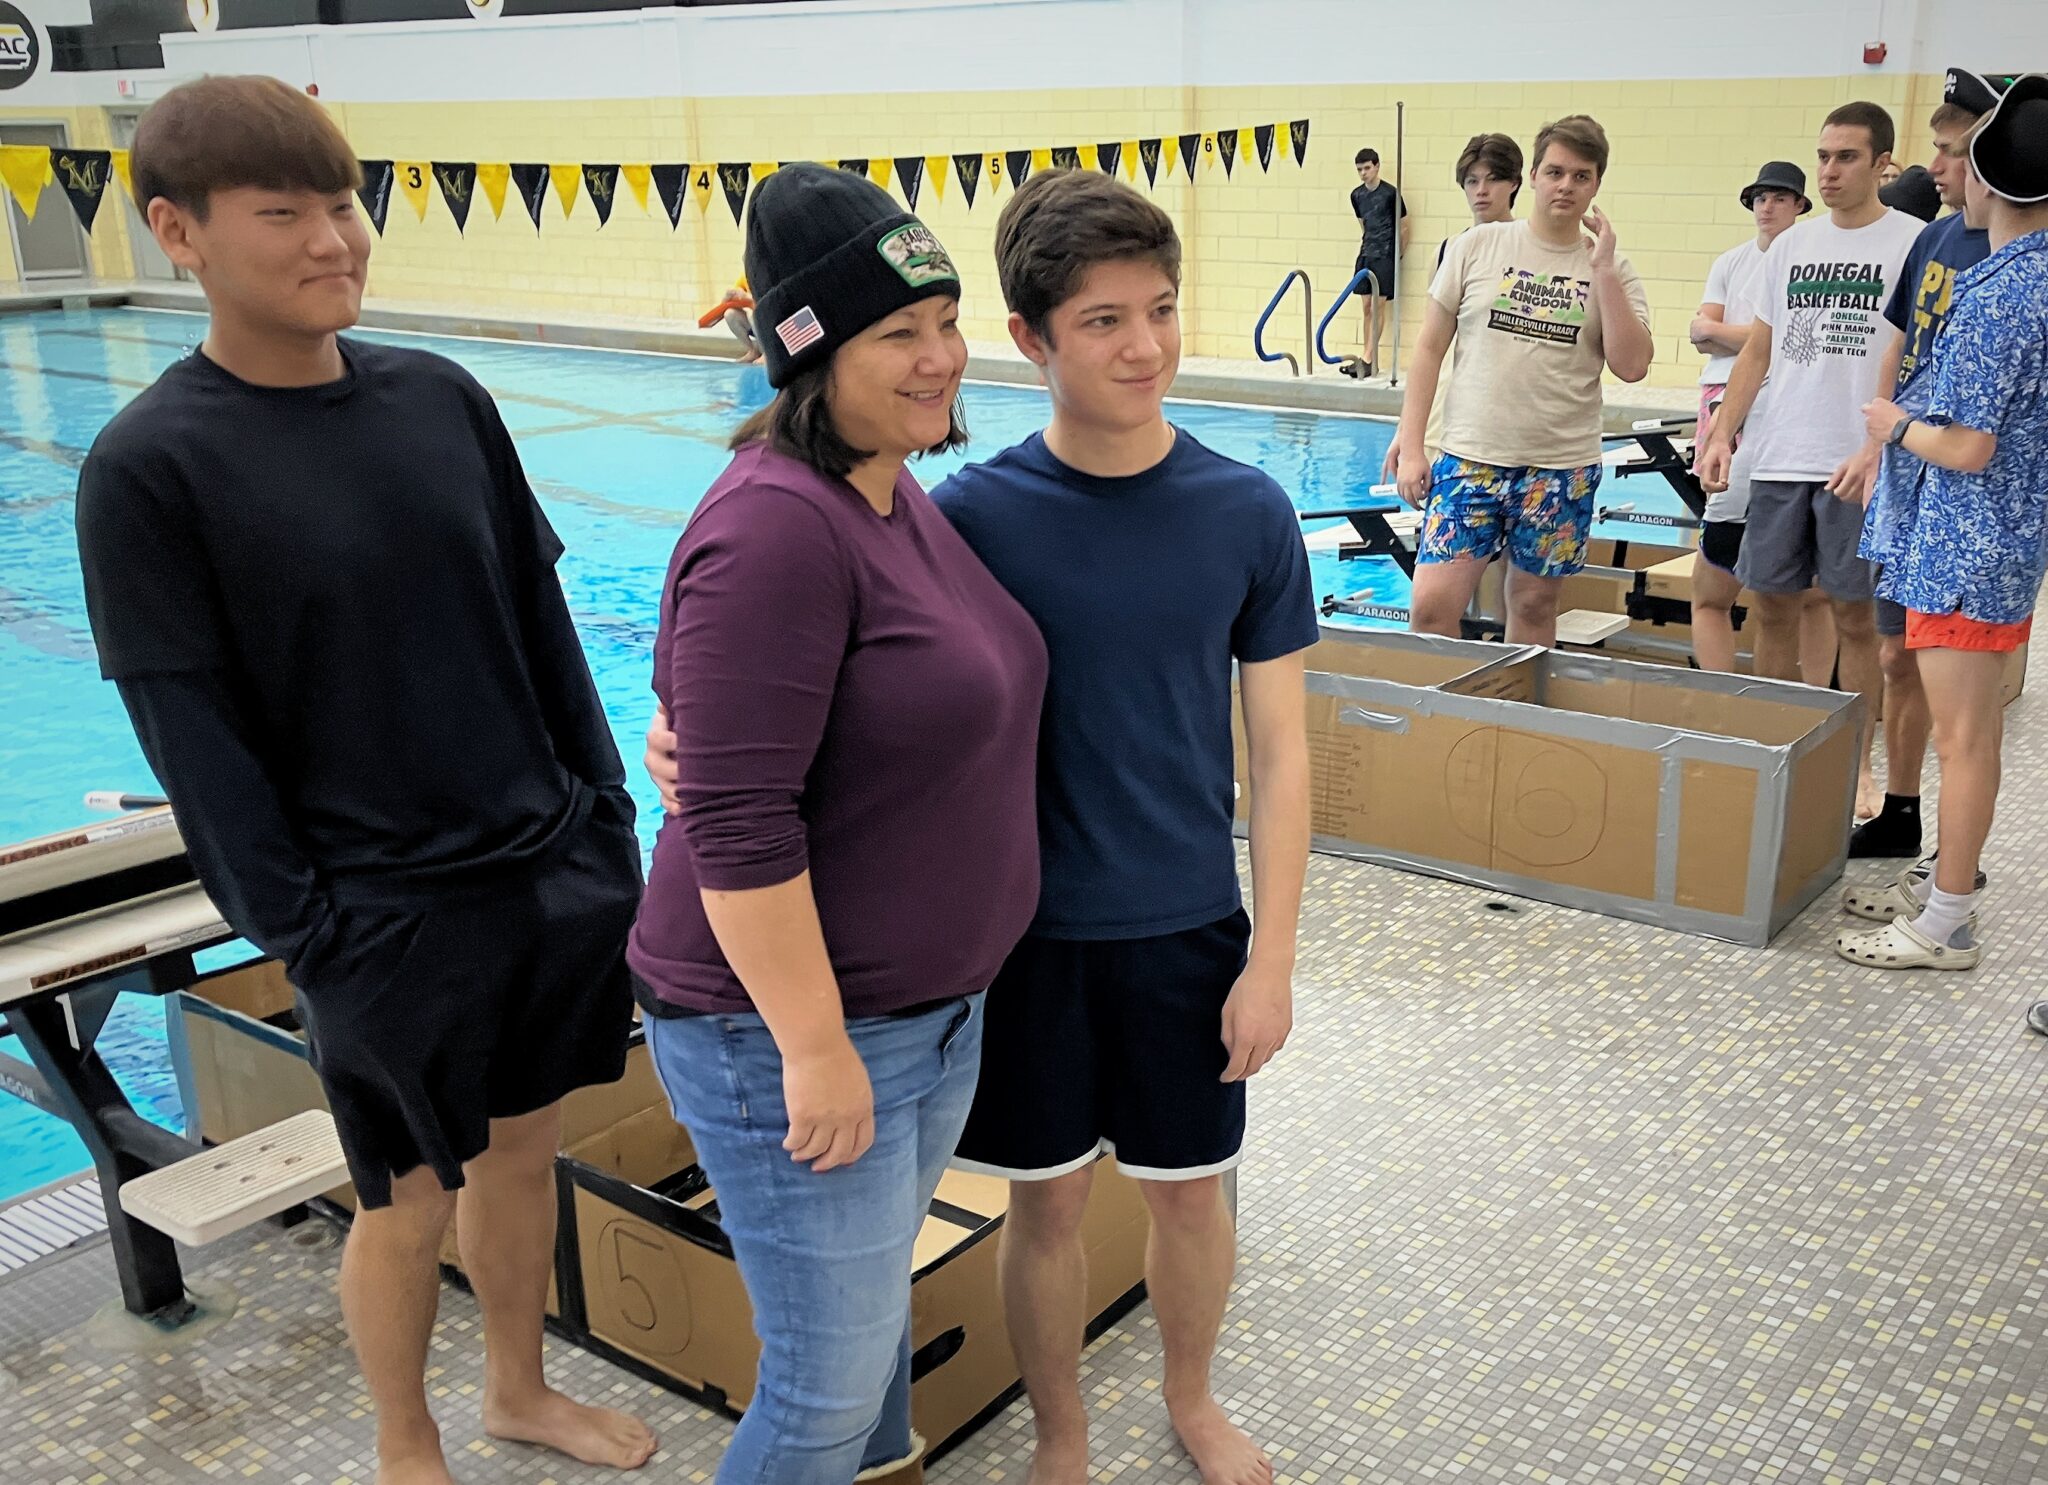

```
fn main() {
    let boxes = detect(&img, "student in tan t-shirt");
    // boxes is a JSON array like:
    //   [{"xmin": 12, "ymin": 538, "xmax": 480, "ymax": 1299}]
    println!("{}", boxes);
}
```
[{"xmin": 1386, "ymin": 115, "xmax": 1654, "ymax": 647}]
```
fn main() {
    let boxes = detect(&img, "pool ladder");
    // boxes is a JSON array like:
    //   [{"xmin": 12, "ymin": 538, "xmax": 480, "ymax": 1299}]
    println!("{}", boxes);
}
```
[{"xmin": 1254, "ymin": 267, "xmax": 1379, "ymax": 378}]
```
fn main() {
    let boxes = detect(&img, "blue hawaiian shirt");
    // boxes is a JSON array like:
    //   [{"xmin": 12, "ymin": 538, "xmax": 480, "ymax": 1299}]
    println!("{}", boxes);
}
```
[{"xmin": 1864, "ymin": 229, "xmax": 2048, "ymax": 625}]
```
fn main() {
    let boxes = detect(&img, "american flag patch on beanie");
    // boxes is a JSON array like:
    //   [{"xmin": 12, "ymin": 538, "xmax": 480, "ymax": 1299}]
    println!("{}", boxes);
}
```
[{"xmin": 776, "ymin": 306, "xmax": 825, "ymax": 355}]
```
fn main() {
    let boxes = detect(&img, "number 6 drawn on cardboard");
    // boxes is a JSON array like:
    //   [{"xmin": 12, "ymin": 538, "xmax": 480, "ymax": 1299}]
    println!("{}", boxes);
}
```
[{"xmin": 600, "ymin": 1219, "xmax": 693, "ymax": 1356}]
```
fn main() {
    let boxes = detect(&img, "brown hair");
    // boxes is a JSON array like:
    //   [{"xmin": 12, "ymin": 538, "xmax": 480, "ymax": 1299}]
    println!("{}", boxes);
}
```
[
  {"xmin": 994, "ymin": 168, "xmax": 1181, "ymax": 341},
  {"xmin": 1532, "ymin": 115, "xmax": 1610, "ymax": 177},
  {"xmin": 1822, "ymin": 101, "xmax": 1896, "ymax": 159},
  {"xmin": 130, "ymin": 75, "xmax": 362, "ymax": 219},
  {"xmin": 729, "ymin": 360, "xmax": 969, "ymax": 480},
  {"xmin": 1929, "ymin": 101, "xmax": 1982, "ymax": 135},
  {"xmin": 1455, "ymin": 132, "xmax": 1524, "ymax": 200}
]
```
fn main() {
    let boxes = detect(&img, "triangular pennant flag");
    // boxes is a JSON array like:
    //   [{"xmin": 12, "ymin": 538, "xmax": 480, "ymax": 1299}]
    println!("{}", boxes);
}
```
[
  {"xmin": 50, "ymin": 149, "xmax": 111, "ymax": 234},
  {"xmin": 1254, "ymin": 123, "xmax": 1276, "ymax": 172},
  {"xmin": 549, "ymin": 163, "xmax": 581, "ymax": 219},
  {"xmin": 354, "ymin": 159, "xmax": 394, "ymax": 235},
  {"xmin": 893, "ymin": 156, "xmax": 923, "ymax": 209},
  {"xmin": 1177, "ymin": 134, "xmax": 1200, "ymax": 179},
  {"xmin": 1200, "ymin": 133, "xmax": 1219, "ymax": 173},
  {"xmin": 111, "ymin": 149, "xmax": 133, "ymax": 203},
  {"xmin": 838, "ymin": 158, "xmax": 869, "ymax": 178},
  {"xmin": 1290, "ymin": 119, "xmax": 1310, "ymax": 165},
  {"xmin": 1053, "ymin": 145, "xmax": 1081, "ymax": 172},
  {"xmin": 582, "ymin": 164, "xmax": 619, "ymax": 226},
  {"xmin": 1094, "ymin": 142, "xmax": 1121, "ymax": 176},
  {"xmin": 510, "ymin": 163, "xmax": 549, "ymax": 230},
  {"xmin": 925, "ymin": 155, "xmax": 947, "ymax": 202},
  {"xmin": 751, "ymin": 161, "xmax": 778, "ymax": 187},
  {"xmin": 395, "ymin": 161, "xmax": 431, "ymax": 222},
  {"xmin": 1139, "ymin": 138, "xmax": 1162, "ymax": 187},
  {"xmin": 622, "ymin": 164, "xmax": 652, "ymax": 215},
  {"xmin": 1216, "ymin": 130, "xmax": 1237, "ymax": 177},
  {"xmin": 691, "ymin": 164, "xmax": 717, "ymax": 215},
  {"xmin": 954, "ymin": 152, "xmax": 981, "ymax": 208},
  {"xmin": 717, "ymin": 162, "xmax": 751, "ymax": 225},
  {"xmin": 1121, "ymin": 139, "xmax": 1139, "ymax": 181},
  {"xmin": 0, "ymin": 145, "xmax": 51, "ymax": 220},
  {"xmin": 868, "ymin": 158, "xmax": 893, "ymax": 191},
  {"xmin": 1238, "ymin": 127, "xmax": 1258, "ymax": 171},
  {"xmin": 651, "ymin": 164, "xmax": 687, "ymax": 228},
  {"xmin": 1005, "ymin": 149, "xmax": 1032, "ymax": 188},
  {"xmin": 1078, "ymin": 144, "xmax": 1099, "ymax": 173},
  {"xmin": 477, "ymin": 163, "xmax": 511, "ymax": 221},
  {"xmin": 431, "ymin": 162, "xmax": 477, "ymax": 233},
  {"xmin": 1031, "ymin": 148, "xmax": 1053, "ymax": 177}
]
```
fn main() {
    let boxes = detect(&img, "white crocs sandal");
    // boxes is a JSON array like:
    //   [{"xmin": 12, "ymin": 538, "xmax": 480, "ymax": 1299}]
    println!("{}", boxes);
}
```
[
  {"xmin": 1836, "ymin": 918, "xmax": 1982, "ymax": 971},
  {"xmin": 1842, "ymin": 856, "xmax": 1983, "ymax": 924}
]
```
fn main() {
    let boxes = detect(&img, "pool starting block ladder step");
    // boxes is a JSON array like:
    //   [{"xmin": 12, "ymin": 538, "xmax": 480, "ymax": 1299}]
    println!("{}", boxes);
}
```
[
  {"xmin": 118, "ymin": 1109, "xmax": 347, "ymax": 1247},
  {"xmin": 1555, "ymin": 610, "xmax": 1631, "ymax": 647}
]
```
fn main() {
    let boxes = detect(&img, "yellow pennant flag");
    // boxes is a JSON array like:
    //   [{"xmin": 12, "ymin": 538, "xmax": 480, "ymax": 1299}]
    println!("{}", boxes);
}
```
[
  {"xmin": 986, "ymin": 152, "xmax": 1004, "ymax": 194},
  {"xmin": 0, "ymin": 145, "xmax": 52, "ymax": 220},
  {"xmin": 1121, "ymin": 139, "xmax": 1140, "ymax": 181},
  {"xmin": 751, "ymin": 161, "xmax": 777, "ymax": 184},
  {"xmin": 477, "ymin": 163, "xmax": 511, "ymax": 220},
  {"xmin": 1200, "ymin": 132, "xmax": 1218, "ymax": 171},
  {"xmin": 549, "ymin": 163, "xmax": 581, "ymax": 218},
  {"xmin": 1078, "ymin": 144, "xmax": 1099, "ymax": 173},
  {"xmin": 1277, "ymin": 120, "xmax": 1292, "ymax": 163},
  {"xmin": 689, "ymin": 164, "xmax": 716, "ymax": 214},
  {"xmin": 1239, "ymin": 128, "xmax": 1258, "ymax": 168},
  {"xmin": 396, "ymin": 161, "xmax": 432, "ymax": 222},
  {"xmin": 1031, "ymin": 147, "xmax": 1053, "ymax": 176},
  {"xmin": 869, "ymin": 158, "xmax": 893, "ymax": 191},
  {"xmin": 622, "ymin": 165, "xmax": 652, "ymax": 214},
  {"xmin": 112, "ymin": 149, "xmax": 134, "ymax": 202},
  {"xmin": 925, "ymin": 155, "xmax": 947, "ymax": 202}
]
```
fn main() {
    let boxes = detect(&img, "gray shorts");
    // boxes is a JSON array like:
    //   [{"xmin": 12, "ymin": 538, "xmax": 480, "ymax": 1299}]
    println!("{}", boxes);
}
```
[
  {"xmin": 1875, "ymin": 589, "xmax": 1908, "ymax": 638},
  {"xmin": 1734, "ymin": 479, "xmax": 1875, "ymax": 602}
]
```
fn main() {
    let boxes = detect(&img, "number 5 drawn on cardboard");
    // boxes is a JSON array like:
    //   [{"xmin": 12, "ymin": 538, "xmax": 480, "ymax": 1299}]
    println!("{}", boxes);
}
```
[{"xmin": 599, "ymin": 1219, "xmax": 693, "ymax": 1357}]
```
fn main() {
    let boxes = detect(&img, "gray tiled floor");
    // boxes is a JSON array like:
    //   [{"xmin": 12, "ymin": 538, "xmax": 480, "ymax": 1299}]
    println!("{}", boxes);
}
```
[{"xmin": 5, "ymin": 687, "xmax": 2045, "ymax": 1484}]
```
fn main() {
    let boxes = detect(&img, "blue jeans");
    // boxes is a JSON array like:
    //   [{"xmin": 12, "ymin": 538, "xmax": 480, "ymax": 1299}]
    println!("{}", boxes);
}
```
[{"xmin": 646, "ymin": 994, "xmax": 984, "ymax": 1485}]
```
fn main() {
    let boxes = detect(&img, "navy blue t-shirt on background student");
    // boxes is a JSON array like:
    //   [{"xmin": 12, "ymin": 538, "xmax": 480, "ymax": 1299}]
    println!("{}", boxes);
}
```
[
  {"xmin": 932, "ymin": 428, "xmax": 1318, "ymax": 941},
  {"xmin": 1887, "ymin": 211, "xmax": 1990, "ymax": 389}
]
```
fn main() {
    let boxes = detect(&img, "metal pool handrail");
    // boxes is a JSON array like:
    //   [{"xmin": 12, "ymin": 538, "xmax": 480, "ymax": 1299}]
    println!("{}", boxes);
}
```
[
  {"xmin": 1317, "ymin": 266, "xmax": 1378, "ymax": 371},
  {"xmin": 1253, "ymin": 269, "xmax": 1313, "ymax": 376}
]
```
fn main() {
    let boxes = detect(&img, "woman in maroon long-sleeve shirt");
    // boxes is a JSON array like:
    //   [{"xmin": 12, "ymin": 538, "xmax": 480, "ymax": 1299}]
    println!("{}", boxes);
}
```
[{"xmin": 627, "ymin": 165, "xmax": 1046, "ymax": 1485}]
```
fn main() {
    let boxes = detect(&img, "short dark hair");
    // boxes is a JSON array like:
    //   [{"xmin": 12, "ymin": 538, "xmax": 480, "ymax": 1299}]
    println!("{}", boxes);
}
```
[
  {"xmin": 131, "ymin": 75, "xmax": 361, "ymax": 220},
  {"xmin": 1822, "ymin": 101, "xmax": 1896, "ymax": 159},
  {"xmin": 1455, "ymin": 132, "xmax": 1524, "ymax": 203},
  {"xmin": 1355, "ymin": 148, "xmax": 1380, "ymax": 166},
  {"xmin": 1929, "ymin": 101, "xmax": 1982, "ymax": 135},
  {"xmin": 1532, "ymin": 115, "xmax": 1610, "ymax": 177},
  {"xmin": 994, "ymin": 168, "xmax": 1181, "ymax": 342},
  {"xmin": 729, "ymin": 360, "xmax": 968, "ymax": 480}
]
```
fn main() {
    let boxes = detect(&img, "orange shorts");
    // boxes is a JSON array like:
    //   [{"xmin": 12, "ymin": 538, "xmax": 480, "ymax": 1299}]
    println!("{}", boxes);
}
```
[{"xmin": 1905, "ymin": 609, "xmax": 2035, "ymax": 653}]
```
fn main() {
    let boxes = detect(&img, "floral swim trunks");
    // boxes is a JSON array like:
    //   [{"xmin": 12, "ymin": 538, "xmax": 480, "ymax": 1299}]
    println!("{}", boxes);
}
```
[{"xmin": 1417, "ymin": 453, "xmax": 1604, "ymax": 578}]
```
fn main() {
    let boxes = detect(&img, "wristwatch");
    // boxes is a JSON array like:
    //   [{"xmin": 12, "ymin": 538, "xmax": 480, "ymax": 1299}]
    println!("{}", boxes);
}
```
[{"xmin": 1887, "ymin": 416, "xmax": 1915, "ymax": 447}]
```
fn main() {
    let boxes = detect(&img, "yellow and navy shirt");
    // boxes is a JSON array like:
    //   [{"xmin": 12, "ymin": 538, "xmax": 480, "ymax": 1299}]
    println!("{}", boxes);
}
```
[{"xmin": 1884, "ymin": 212, "xmax": 1990, "ymax": 390}]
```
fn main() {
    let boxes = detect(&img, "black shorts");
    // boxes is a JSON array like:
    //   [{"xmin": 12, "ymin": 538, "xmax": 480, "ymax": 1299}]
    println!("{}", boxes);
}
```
[
  {"xmin": 292, "ymin": 792, "xmax": 642, "ymax": 1208},
  {"xmin": 1355, "ymin": 250, "xmax": 1395, "ymax": 299},
  {"xmin": 1700, "ymin": 519, "xmax": 1744, "ymax": 574},
  {"xmin": 953, "ymin": 909, "xmax": 1251, "ymax": 1183},
  {"xmin": 1875, "ymin": 568, "xmax": 1908, "ymax": 637}
]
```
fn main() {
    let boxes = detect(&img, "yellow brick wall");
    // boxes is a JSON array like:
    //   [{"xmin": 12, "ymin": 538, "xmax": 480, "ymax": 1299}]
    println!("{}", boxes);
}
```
[{"xmin": 8, "ymin": 77, "xmax": 1948, "ymax": 392}]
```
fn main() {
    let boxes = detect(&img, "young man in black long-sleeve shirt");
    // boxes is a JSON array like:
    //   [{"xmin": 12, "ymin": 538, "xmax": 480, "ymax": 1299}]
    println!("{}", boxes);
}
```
[{"xmin": 74, "ymin": 77, "xmax": 653, "ymax": 1485}]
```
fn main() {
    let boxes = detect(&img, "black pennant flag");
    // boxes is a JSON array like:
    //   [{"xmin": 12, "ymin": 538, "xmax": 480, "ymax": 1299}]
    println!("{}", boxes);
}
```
[
  {"xmin": 582, "ymin": 163, "xmax": 620, "ymax": 226},
  {"xmin": 1217, "ymin": 129, "xmax": 1237, "ymax": 177},
  {"xmin": 1096, "ymin": 141, "xmax": 1122, "ymax": 176},
  {"xmin": 717, "ymin": 163, "xmax": 752, "ymax": 226},
  {"xmin": 510, "ymin": 163, "xmax": 548, "ymax": 230},
  {"xmin": 1051, "ymin": 145, "xmax": 1080, "ymax": 172},
  {"xmin": 1138, "ymin": 138, "xmax": 1162, "ymax": 187},
  {"xmin": 431, "ymin": 162, "xmax": 477, "ymax": 233},
  {"xmin": 1254, "ymin": 123, "xmax": 1276, "ymax": 172},
  {"xmin": 838, "ymin": 158, "xmax": 869, "ymax": 177},
  {"xmin": 893, "ymin": 156, "xmax": 924, "ymax": 209},
  {"xmin": 356, "ymin": 159, "xmax": 395, "ymax": 235},
  {"xmin": 1177, "ymin": 133, "xmax": 1200, "ymax": 179},
  {"xmin": 50, "ymin": 149, "xmax": 111, "ymax": 234},
  {"xmin": 953, "ymin": 152, "xmax": 981, "ymax": 208},
  {"xmin": 1005, "ymin": 149, "xmax": 1033, "ymax": 188},
  {"xmin": 651, "ymin": 164, "xmax": 687, "ymax": 228},
  {"xmin": 1289, "ymin": 119, "xmax": 1311, "ymax": 165}
]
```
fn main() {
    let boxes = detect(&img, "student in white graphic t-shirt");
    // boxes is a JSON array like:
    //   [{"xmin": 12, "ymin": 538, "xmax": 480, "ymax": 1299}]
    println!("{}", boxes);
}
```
[{"xmin": 1699, "ymin": 102, "xmax": 1924, "ymax": 779}]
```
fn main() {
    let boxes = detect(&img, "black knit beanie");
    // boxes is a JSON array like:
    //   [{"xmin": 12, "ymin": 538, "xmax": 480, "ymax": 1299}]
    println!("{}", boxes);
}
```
[{"xmin": 744, "ymin": 162, "xmax": 962, "ymax": 389}]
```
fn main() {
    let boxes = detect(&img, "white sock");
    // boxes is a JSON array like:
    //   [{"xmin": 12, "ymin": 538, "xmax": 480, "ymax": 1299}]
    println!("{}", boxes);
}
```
[{"xmin": 1911, "ymin": 886, "xmax": 1978, "ymax": 949}]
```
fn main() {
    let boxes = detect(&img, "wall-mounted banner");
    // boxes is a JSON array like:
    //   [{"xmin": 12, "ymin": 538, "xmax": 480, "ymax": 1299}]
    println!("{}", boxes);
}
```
[
  {"xmin": 1139, "ymin": 138, "xmax": 1162, "ymax": 187},
  {"xmin": 111, "ymin": 149, "xmax": 132, "ymax": 203},
  {"xmin": 1216, "ymin": 129, "xmax": 1237, "ymax": 177},
  {"xmin": 548, "ymin": 163, "xmax": 580, "ymax": 219},
  {"xmin": 716, "ymin": 162, "xmax": 751, "ymax": 225},
  {"xmin": 396, "ymin": 161, "xmax": 432, "ymax": 222},
  {"xmin": 838, "ymin": 158, "xmax": 868, "ymax": 178},
  {"xmin": 868, "ymin": 158, "xmax": 893, "ymax": 192},
  {"xmin": 1255, "ymin": 123, "xmax": 1276, "ymax": 172},
  {"xmin": 510, "ymin": 163, "xmax": 549, "ymax": 229},
  {"xmin": 894, "ymin": 156, "xmax": 924, "ymax": 210},
  {"xmin": 1289, "ymin": 118, "xmax": 1311, "ymax": 164},
  {"xmin": 582, "ymin": 163, "xmax": 619, "ymax": 226},
  {"xmin": 622, "ymin": 164, "xmax": 652, "ymax": 215},
  {"xmin": 924, "ymin": 155, "xmax": 947, "ymax": 203},
  {"xmin": 690, "ymin": 164, "xmax": 715, "ymax": 215},
  {"xmin": 953, "ymin": 152, "xmax": 980, "ymax": 208},
  {"xmin": 1005, "ymin": 149, "xmax": 1032, "ymax": 189},
  {"xmin": 1051, "ymin": 145, "xmax": 1080, "ymax": 172},
  {"xmin": 432, "ymin": 162, "xmax": 477, "ymax": 232},
  {"xmin": 651, "ymin": 163, "xmax": 687, "ymax": 227},
  {"xmin": 0, "ymin": 2, "xmax": 44, "ymax": 92},
  {"xmin": 1176, "ymin": 134, "xmax": 1200, "ymax": 179},
  {"xmin": 1095, "ymin": 141, "xmax": 1121, "ymax": 176},
  {"xmin": 476, "ymin": 161, "xmax": 510, "ymax": 221},
  {"xmin": 355, "ymin": 159, "xmax": 394, "ymax": 235},
  {"xmin": 51, "ymin": 148, "xmax": 109, "ymax": 233}
]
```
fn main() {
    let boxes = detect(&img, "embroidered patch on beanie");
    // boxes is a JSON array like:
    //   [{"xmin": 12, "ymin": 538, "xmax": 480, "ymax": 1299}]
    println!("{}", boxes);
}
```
[
  {"xmin": 877, "ymin": 223, "xmax": 959, "ymax": 287},
  {"xmin": 777, "ymin": 306, "xmax": 825, "ymax": 354}
]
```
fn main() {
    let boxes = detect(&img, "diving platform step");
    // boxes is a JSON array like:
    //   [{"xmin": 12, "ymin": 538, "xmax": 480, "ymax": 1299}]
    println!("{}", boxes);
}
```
[
  {"xmin": 118, "ymin": 1110, "xmax": 347, "ymax": 1247},
  {"xmin": 1556, "ymin": 610, "xmax": 1630, "ymax": 647}
]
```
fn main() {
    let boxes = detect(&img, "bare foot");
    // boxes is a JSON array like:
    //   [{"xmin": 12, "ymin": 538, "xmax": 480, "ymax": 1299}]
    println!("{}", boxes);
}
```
[
  {"xmin": 484, "ymin": 1388, "xmax": 657, "ymax": 1470},
  {"xmin": 1856, "ymin": 774, "xmax": 1883, "ymax": 821},
  {"xmin": 377, "ymin": 1441, "xmax": 457, "ymax": 1485},
  {"xmin": 1025, "ymin": 1427, "xmax": 1091, "ymax": 1485},
  {"xmin": 1168, "ymin": 1396, "xmax": 1273, "ymax": 1485}
]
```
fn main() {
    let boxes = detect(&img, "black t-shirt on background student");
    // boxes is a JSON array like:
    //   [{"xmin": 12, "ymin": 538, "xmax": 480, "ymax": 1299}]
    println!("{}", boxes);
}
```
[
  {"xmin": 75, "ymin": 340, "xmax": 626, "ymax": 976},
  {"xmin": 1351, "ymin": 178, "xmax": 1407, "ymax": 257}
]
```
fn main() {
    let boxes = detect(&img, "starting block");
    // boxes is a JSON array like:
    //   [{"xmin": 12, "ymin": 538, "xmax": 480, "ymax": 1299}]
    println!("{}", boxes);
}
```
[{"xmin": 118, "ymin": 1109, "xmax": 349, "ymax": 1247}]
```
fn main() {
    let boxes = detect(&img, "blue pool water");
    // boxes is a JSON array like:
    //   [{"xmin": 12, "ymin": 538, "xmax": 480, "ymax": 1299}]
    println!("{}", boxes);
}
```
[{"xmin": 0, "ymin": 307, "xmax": 1686, "ymax": 1201}]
